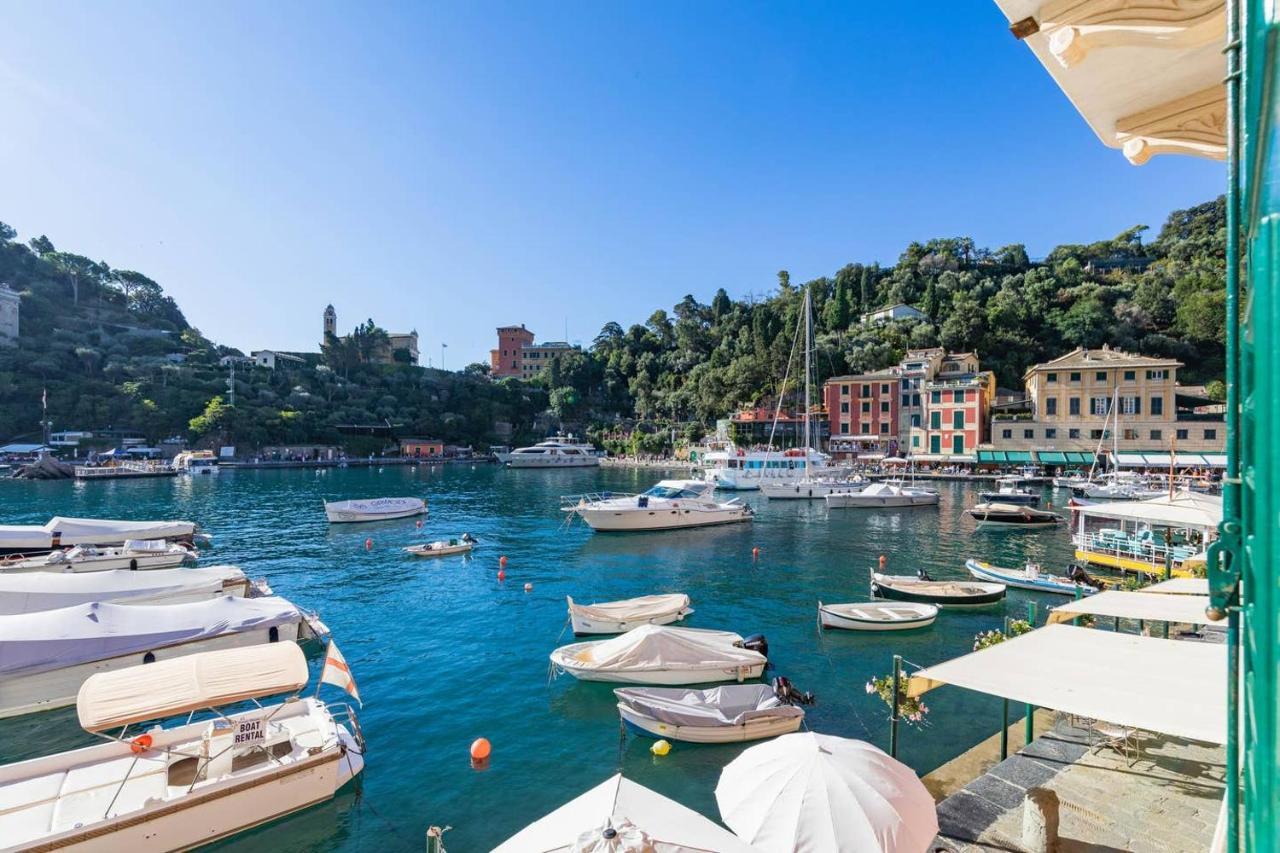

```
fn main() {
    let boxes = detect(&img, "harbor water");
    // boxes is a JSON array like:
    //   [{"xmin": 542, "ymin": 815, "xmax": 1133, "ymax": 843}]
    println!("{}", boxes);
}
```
[{"xmin": 0, "ymin": 465, "xmax": 1077, "ymax": 851}]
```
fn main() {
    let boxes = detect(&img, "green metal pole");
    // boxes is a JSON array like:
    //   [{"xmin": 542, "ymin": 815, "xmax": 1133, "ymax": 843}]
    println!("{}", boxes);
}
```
[
  {"xmin": 1000, "ymin": 698, "xmax": 1009, "ymax": 760},
  {"xmin": 890, "ymin": 654, "xmax": 902, "ymax": 758},
  {"xmin": 1072, "ymin": 584, "xmax": 1082, "ymax": 627},
  {"xmin": 1228, "ymin": 605, "xmax": 1239, "ymax": 853},
  {"xmin": 1025, "ymin": 602, "xmax": 1036, "ymax": 745}
]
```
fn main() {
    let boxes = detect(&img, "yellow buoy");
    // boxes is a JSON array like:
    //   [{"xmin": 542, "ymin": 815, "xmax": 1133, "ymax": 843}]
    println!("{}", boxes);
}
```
[{"xmin": 650, "ymin": 739, "xmax": 671, "ymax": 756}]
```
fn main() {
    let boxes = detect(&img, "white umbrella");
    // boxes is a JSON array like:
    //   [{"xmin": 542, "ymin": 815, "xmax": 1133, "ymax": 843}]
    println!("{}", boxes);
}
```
[
  {"xmin": 714, "ymin": 732, "xmax": 938, "ymax": 853},
  {"xmin": 493, "ymin": 773, "xmax": 756, "ymax": 852}
]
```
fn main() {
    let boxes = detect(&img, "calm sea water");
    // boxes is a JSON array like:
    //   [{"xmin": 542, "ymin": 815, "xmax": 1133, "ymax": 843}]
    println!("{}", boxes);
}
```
[{"xmin": 0, "ymin": 465, "xmax": 1076, "ymax": 851}]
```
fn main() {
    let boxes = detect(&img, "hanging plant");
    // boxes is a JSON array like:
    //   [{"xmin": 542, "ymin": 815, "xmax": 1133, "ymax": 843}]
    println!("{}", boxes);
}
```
[
  {"xmin": 972, "ymin": 618, "xmax": 1033, "ymax": 652},
  {"xmin": 865, "ymin": 674, "xmax": 929, "ymax": 726}
]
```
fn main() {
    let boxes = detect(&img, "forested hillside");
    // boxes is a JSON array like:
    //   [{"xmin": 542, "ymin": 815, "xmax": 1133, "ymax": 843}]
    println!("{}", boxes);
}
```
[{"xmin": 0, "ymin": 197, "xmax": 1225, "ymax": 451}]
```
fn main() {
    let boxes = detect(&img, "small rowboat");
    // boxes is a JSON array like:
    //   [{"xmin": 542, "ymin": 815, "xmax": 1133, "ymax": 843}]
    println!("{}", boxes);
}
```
[
  {"xmin": 966, "ymin": 502, "xmax": 1064, "ymax": 528},
  {"xmin": 870, "ymin": 571, "xmax": 1006, "ymax": 608},
  {"xmin": 324, "ymin": 497, "xmax": 426, "ymax": 523},
  {"xmin": 964, "ymin": 558, "xmax": 1100, "ymax": 596},
  {"xmin": 566, "ymin": 593, "xmax": 692, "ymax": 635},
  {"xmin": 614, "ymin": 684, "xmax": 806, "ymax": 743},
  {"xmin": 817, "ymin": 601, "xmax": 938, "ymax": 631},
  {"xmin": 551, "ymin": 625, "xmax": 768, "ymax": 685},
  {"xmin": 404, "ymin": 537, "xmax": 474, "ymax": 558}
]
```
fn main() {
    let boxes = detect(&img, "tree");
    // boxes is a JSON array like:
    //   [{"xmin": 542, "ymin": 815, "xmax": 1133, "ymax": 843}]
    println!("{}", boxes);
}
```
[
  {"xmin": 28, "ymin": 235, "xmax": 54, "ymax": 256},
  {"xmin": 463, "ymin": 362, "xmax": 491, "ymax": 377},
  {"xmin": 711, "ymin": 288, "xmax": 732, "ymax": 319}
]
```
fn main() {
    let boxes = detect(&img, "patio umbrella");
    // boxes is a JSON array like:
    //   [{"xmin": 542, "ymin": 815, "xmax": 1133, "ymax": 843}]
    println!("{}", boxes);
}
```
[{"xmin": 714, "ymin": 732, "xmax": 938, "ymax": 853}]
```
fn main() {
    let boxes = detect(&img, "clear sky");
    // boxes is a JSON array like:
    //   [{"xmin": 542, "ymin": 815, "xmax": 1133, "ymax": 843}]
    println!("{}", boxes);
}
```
[{"xmin": 0, "ymin": 1, "xmax": 1224, "ymax": 366}]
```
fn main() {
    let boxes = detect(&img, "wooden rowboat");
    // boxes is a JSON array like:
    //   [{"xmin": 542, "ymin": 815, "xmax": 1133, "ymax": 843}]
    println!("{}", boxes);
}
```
[
  {"xmin": 817, "ymin": 601, "xmax": 938, "ymax": 631},
  {"xmin": 404, "ymin": 539, "xmax": 474, "ymax": 558},
  {"xmin": 870, "ymin": 571, "xmax": 1006, "ymax": 608}
]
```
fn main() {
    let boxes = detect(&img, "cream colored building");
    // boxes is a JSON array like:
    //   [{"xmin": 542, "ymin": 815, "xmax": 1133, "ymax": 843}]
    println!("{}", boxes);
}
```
[
  {"xmin": 0, "ymin": 284, "xmax": 18, "ymax": 347},
  {"xmin": 990, "ymin": 346, "xmax": 1225, "ymax": 455}
]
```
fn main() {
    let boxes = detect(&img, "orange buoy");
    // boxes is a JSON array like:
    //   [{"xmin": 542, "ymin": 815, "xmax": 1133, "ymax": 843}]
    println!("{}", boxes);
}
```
[
  {"xmin": 470, "ymin": 738, "xmax": 491, "ymax": 761},
  {"xmin": 416, "ymin": 519, "xmax": 423, "ymax": 528},
  {"xmin": 364, "ymin": 538, "xmax": 373, "ymax": 551},
  {"xmin": 878, "ymin": 554, "xmax": 887, "ymax": 569},
  {"xmin": 524, "ymin": 582, "xmax": 533, "ymax": 592},
  {"xmin": 497, "ymin": 568, "xmax": 506, "ymax": 581},
  {"xmin": 499, "ymin": 555, "xmax": 508, "ymax": 567},
  {"xmin": 752, "ymin": 547, "xmax": 760, "ymax": 559},
  {"xmin": 130, "ymin": 734, "xmax": 153, "ymax": 754}
]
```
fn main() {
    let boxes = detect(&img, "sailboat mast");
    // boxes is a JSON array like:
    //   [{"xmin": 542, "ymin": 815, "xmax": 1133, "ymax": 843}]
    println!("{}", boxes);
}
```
[{"xmin": 803, "ymin": 287, "xmax": 812, "ymax": 478}]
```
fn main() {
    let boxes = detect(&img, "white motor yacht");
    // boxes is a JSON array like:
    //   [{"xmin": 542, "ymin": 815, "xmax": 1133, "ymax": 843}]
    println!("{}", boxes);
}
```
[
  {"xmin": 824, "ymin": 481, "xmax": 939, "ymax": 509},
  {"xmin": 562, "ymin": 480, "xmax": 753, "ymax": 532},
  {"xmin": 0, "ymin": 539, "xmax": 195, "ymax": 573},
  {"xmin": 504, "ymin": 435, "xmax": 603, "ymax": 468},
  {"xmin": 759, "ymin": 473, "xmax": 867, "ymax": 500},
  {"xmin": 978, "ymin": 476, "xmax": 1040, "ymax": 506}
]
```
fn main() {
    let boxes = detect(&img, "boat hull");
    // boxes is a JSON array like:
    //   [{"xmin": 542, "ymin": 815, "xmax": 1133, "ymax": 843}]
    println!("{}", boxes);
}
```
[
  {"xmin": 575, "ymin": 507, "xmax": 752, "ymax": 532},
  {"xmin": 759, "ymin": 481, "xmax": 863, "ymax": 500},
  {"xmin": 569, "ymin": 608, "xmax": 691, "ymax": 635},
  {"xmin": 1, "ymin": 550, "xmax": 191, "ymax": 573},
  {"xmin": 870, "ymin": 574, "xmax": 1006, "ymax": 608},
  {"xmin": 978, "ymin": 492, "xmax": 1040, "ymax": 506},
  {"xmin": 324, "ymin": 506, "xmax": 426, "ymax": 523},
  {"xmin": 817, "ymin": 602, "xmax": 938, "ymax": 631},
  {"xmin": 552, "ymin": 660, "xmax": 766, "ymax": 685},
  {"xmin": 964, "ymin": 559, "xmax": 1094, "ymax": 596},
  {"xmin": 618, "ymin": 705, "xmax": 802, "ymax": 743},
  {"xmin": 825, "ymin": 493, "xmax": 938, "ymax": 508},
  {"xmin": 507, "ymin": 457, "xmax": 600, "ymax": 468},
  {"xmin": 404, "ymin": 543, "xmax": 473, "ymax": 558}
]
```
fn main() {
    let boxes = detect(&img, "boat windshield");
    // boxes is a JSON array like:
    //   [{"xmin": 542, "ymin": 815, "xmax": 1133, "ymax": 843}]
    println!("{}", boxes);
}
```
[{"xmin": 642, "ymin": 485, "xmax": 704, "ymax": 500}]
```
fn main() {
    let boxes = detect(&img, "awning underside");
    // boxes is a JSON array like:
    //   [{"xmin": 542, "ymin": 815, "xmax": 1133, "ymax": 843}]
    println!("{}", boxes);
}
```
[{"xmin": 1047, "ymin": 590, "xmax": 1213, "ymax": 626}]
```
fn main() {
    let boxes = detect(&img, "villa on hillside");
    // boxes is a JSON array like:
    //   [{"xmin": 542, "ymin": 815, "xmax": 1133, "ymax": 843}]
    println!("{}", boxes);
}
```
[
  {"xmin": 323, "ymin": 304, "xmax": 419, "ymax": 365},
  {"xmin": 859, "ymin": 303, "xmax": 925, "ymax": 324},
  {"xmin": 489, "ymin": 325, "xmax": 582, "ymax": 379}
]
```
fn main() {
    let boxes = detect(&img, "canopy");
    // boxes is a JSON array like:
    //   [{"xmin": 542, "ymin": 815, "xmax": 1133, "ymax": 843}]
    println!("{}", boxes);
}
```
[
  {"xmin": 0, "ymin": 596, "xmax": 302, "ymax": 677},
  {"xmin": 1073, "ymin": 492, "xmax": 1222, "ymax": 529},
  {"xmin": 568, "ymin": 594, "xmax": 690, "ymax": 622},
  {"xmin": 492, "ymin": 773, "xmax": 756, "ymax": 852},
  {"xmin": 614, "ymin": 685, "xmax": 803, "ymax": 728},
  {"xmin": 77, "ymin": 642, "xmax": 309, "ymax": 732},
  {"xmin": 0, "ymin": 566, "xmax": 247, "ymax": 615},
  {"xmin": 1035, "ymin": 451, "xmax": 1068, "ymax": 464},
  {"xmin": 1116, "ymin": 452, "xmax": 1218, "ymax": 468},
  {"xmin": 45, "ymin": 517, "xmax": 196, "ymax": 545},
  {"xmin": 1145, "ymin": 577, "xmax": 1211, "ymax": 596},
  {"xmin": 556, "ymin": 625, "xmax": 760, "ymax": 673},
  {"xmin": 907, "ymin": 625, "xmax": 1225, "ymax": 744},
  {"xmin": 715, "ymin": 732, "xmax": 938, "ymax": 853},
  {"xmin": 1047, "ymin": 590, "xmax": 1212, "ymax": 626}
]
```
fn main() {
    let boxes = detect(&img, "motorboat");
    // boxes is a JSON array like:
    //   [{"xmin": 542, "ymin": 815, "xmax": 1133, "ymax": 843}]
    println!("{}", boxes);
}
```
[
  {"xmin": 0, "ymin": 516, "xmax": 199, "ymax": 557},
  {"xmin": 870, "ymin": 571, "xmax": 1006, "ymax": 608},
  {"xmin": 614, "ymin": 682, "xmax": 809, "ymax": 743},
  {"xmin": 491, "ymin": 773, "xmax": 757, "ymax": 853},
  {"xmin": 824, "ymin": 481, "xmax": 940, "ymax": 509},
  {"xmin": 503, "ymin": 435, "xmax": 602, "ymax": 468},
  {"xmin": 967, "ymin": 502, "xmax": 1065, "ymax": 527},
  {"xmin": 964, "ymin": 558, "xmax": 1101, "ymax": 596},
  {"xmin": 566, "ymin": 593, "xmax": 692, "ymax": 635},
  {"xmin": 817, "ymin": 601, "xmax": 938, "ymax": 631},
  {"xmin": 173, "ymin": 449, "xmax": 220, "ymax": 475},
  {"xmin": 0, "ymin": 595, "xmax": 325, "ymax": 719},
  {"xmin": 0, "ymin": 565, "xmax": 266, "ymax": 615},
  {"xmin": 1052, "ymin": 473, "xmax": 1093, "ymax": 490},
  {"xmin": 404, "ymin": 533, "xmax": 476, "ymax": 558},
  {"xmin": 561, "ymin": 480, "xmax": 753, "ymax": 532},
  {"xmin": 979, "ymin": 476, "xmax": 1040, "ymax": 506},
  {"xmin": 323, "ymin": 496, "xmax": 427, "ymax": 523},
  {"xmin": 1074, "ymin": 479, "xmax": 1165, "ymax": 501},
  {"xmin": 550, "ymin": 624, "xmax": 768, "ymax": 685},
  {"xmin": 0, "ymin": 644, "xmax": 364, "ymax": 850},
  {"xmin": 702, "ymin": 446, "xmax": 849, "ymax": 491},
  {"xmin": 0, "ymin": 539, "xmax": 195, "ymax": 573},
  {"xmin": 759, "ymin": 474, "xmax": 867, "ymax": 500}
]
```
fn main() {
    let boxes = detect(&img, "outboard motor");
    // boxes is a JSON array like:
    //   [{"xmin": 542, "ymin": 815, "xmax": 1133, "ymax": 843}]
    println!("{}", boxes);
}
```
[
  {"xmin": 772, "ymin": 675, "xmax": 815, "ymax": 706},
  {"xmin": 1068, "ymin": 563, "xmax": 1104, "ymax": 590},
  {"xmin": 738, "ymin": 633, "xmax": 769, "ymax": 660},
  {"xmin": 916, "ymin": 566, "xmax": 934, "ymax": 581},
  {"xmin": 461, "ymin": 532, "xmax": 478, "ymax": 544}
]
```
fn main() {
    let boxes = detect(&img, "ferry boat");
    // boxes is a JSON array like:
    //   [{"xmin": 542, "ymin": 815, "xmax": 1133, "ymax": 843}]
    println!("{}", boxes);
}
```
[
  {"xmin": 174, "ymin": 449, "xmax": 220, "ymax": 475},
  {"xmin": 702, "ymin": 446, "xmax": 845, "ymax": 491},
  {"xmin": 562, "ymin": 480, "xmax": 752, "ymax": 532},
  {"xmin": 502, "ymin": 435, "xmax": 603, "ymax": 468}
]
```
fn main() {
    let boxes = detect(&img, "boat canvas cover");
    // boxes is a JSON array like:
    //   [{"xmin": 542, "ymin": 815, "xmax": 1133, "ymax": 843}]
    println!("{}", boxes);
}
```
[
  {"xmin": 0, "ymin": 525, "xmax": 53, "ymax": 551},
  {"xmin": 325, "ymin": 497, "xmax": 424, "ymax": 514},
  {"xmin": 78, "ymin": 642, "xmax": 309, "ymax": 732},
  {"xmin": 0, "ymin": 596, "xmax": 302, "ymax": 677},
  {"xmin": 45, "ymin": 517, "xmax": 196, "ymax": 544},
  {"xmin": 570, "ymin": 594, "xmax": 690, "ymax": 622},
  {"xmin": 0, "ymin": 566, "xmax": 246, "ymax": 615},
  {"xmin": 567, "ymin": 625, "xmax": 759, "ymax": 672},
  {"xmin": 491, "ymin": 773, "xmax": 757, "ymax": 853},
  {"xmin": 907, "ymin": 624, "xmax": 1225, "ymax": 744},
  {"xmin": 615, "ymin": 685, "xmax": 802, "ymax": 728},
  {"xmin": 1047, "ymin": 590, "xmax": 1212, "ymax": 625}
]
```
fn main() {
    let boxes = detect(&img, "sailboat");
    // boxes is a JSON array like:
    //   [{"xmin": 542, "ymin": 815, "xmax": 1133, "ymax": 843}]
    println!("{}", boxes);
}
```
[{"xmin": 1069, "ymin": 387, "xmax": 1162, "ymax": 501}]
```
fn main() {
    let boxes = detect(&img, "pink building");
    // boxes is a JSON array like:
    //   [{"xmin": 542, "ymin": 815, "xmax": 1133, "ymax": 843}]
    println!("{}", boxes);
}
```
[
  {"xmin": 823, "ymin": 370, "xmax": 901, "ymax": 459},
  {"xmin": 490, "ymin": 325, "xmax": 535, "ymax": 378}
]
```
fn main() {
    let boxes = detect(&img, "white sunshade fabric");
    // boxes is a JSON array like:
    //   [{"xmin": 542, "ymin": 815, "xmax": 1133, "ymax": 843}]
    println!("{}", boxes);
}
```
[
  {"xmin": 907, "ymin": 624, "xmax": 1225, "ymax": 744},
  {"xmin": 614, "ymin": 685, "xmax": 803, "ymax": 728},
  {"xmin": 1047, "ymin": 590, "xmax": 1212, "ymax": 626},
  {"xmin": 45, "ymin": 517, "xmax": 196, "ymax": 544},
  {"xmin": 715, "ymin": 731, "xmax": 938, "ymax": 853},
  {"xmin": 1145, "ymin": 577, "xmax": 1211, "ymax": 596},
  {"xmin": 491, "ymin": 772, "xmax": 756, "ymax": 852},
  {"xmin": 0, "ymin": 595, "xmax": 302, "ymax": 677},
  {"xmin": 1074, "ymin": 492, "xmax": 1222, "ymax": 529},
  {"xmin": 77, "ymin": 642, "xmax": 309, "ymax": 732},
  {"xmin": 1201, "ymin": 454, "xmax": 1228, "ymax": 468},
  {"xmin": 0, "ymin": 565, "xmax": 246, "ymax": 615},
  {"xmin": 1115, "ymin": 453, "xmax": 1148, "ymax": 467},
  {"xmin": 567, "ymin": 593, "xmax": 690, "ymax": 622},
  {"xmin": 553, "ymin": 625, "xmax": 761, "ymax": 673}
]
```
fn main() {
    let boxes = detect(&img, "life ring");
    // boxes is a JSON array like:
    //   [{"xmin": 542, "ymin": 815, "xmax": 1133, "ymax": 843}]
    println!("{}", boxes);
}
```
[{"xmin": 130, "ymin": 734, "xmax": 153, "ymax": 754}]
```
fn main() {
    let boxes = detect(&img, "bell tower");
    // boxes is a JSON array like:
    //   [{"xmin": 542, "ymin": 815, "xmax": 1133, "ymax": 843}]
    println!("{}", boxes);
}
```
[{"xmin": 323, "ymin": 304, "xmax": 336, "ymax": 340}]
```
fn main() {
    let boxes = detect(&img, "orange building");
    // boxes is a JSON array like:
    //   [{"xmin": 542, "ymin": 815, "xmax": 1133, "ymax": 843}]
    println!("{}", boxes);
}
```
[
  {"xmin": 490, "ymin": 325, "xmax": 536, "ymax": 378},
  {"xmin": 399, "ymin": 438, "xmax": 444, "ymax": 458}
]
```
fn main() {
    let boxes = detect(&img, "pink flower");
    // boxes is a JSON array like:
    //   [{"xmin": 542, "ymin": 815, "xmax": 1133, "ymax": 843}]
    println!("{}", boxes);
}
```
[{"xmin": 865, "ymin": 683, "xmax": 875, "ymax": 694}]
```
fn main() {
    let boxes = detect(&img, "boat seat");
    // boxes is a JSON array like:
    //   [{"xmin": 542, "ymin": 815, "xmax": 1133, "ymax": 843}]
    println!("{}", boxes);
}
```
[
  {"xmin": 50, "ymin": 753, "xmax": 168, "ymax": 829},
  {"xmin": 0, "ymin": 770, "xmax": 68, "ymax": 841}
]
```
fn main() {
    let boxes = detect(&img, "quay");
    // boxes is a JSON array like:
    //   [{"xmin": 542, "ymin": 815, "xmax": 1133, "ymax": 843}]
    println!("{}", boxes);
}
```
[{"xmin": 218, "ymin": 457, "xmax": 490, "ymax": 470}]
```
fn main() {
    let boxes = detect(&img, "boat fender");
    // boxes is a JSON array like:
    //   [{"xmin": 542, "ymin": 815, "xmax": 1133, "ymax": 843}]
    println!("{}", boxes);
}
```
[
  {"xmin": 637, "ymin": 495, "xmax": 649, "ymax": 508},
  {"xmin": 129, "ymin": 558, "xmax": 138, "ymax": 571},
  {"xmin": 738, "ymin": 633, "xmax": 768, "ymax": 660},
  {"xmin": 650, "ymin": 739, "xmax": 671, "ymax": 756}
]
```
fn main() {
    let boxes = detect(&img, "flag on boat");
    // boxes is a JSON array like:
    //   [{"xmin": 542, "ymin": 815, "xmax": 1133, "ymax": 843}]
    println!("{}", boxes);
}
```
[{"xmin": 320, "ymin": 640, "xmax": 361, "ymax": 706}]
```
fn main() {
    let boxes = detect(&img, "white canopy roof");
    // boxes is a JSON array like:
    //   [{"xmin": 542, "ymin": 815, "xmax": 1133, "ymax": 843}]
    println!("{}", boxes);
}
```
[
  {"xmin": 715, "ymin": 732, "xmax": 938, "ymax": 853},
  {"xmin": 554, "ymin": 625, "xmax": 760, "ymax": 673},
  {"xmin": 491, "ymin": 773, "xmax": 756, "ymax": 852},
  {"xmin": 1047, "ymin": 590, "xmax": 1212, "ymax": 625},
  {"xmin": 1074, "ymin": 492, "xmax": 1222, "ymax": 529},
  {"xmin": 908, "ymin": 625, "xmax": 1225, "ymax": 744},
  {"xmin": 77, "ymin": 642, "xmax": 309, "ymax": 732},
  {"xmin": 0, "ymin": 596, "xmax": 302, "ymax": 677},
  {"xmin": 567, "ymin": 593, "xmax": 690, "ymax": 622},
  {"xmin": 0, "ymin": 565, "xmax": 246, "ymax": 615},
  {"xmin": 1145, "ymin": 577, "xmax": 1211, "ymax": 596}
]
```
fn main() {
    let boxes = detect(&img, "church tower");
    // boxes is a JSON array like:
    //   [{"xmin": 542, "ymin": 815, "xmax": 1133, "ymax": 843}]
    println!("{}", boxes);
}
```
[{"xmin": 323, "ymin": 304, "xmax": 336, "ymax": 340}]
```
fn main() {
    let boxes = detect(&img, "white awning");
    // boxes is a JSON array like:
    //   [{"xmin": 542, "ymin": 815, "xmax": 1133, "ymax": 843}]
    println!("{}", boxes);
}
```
[
  {"xmin": 1073, "ymin": 493, "xmax": 1222, "ymax": 529},
  {"xmin": 1047, "ymin": 590, "xmax": 1212, "ymax": 625},
  {"xmin": 907, "ymin": 625, "xmax": 1225, "ymax": 744},
  {"xmin": 1115, "ymin": 453, "xmax": 1148, "ymax": 467},
  {"xmin": 1145, "ymin": 578, "xmax": 1211, "ymax": 596},
  {"xmin": 1202, "ymin": 454, "xmax": 1228, "ymax": 468}
]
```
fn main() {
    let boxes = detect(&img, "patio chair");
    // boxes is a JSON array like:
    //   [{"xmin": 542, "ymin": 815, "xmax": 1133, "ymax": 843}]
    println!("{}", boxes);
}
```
[{"xmin": 1089, "ymin": 720, "xmax": 1142, "ymax": 767}]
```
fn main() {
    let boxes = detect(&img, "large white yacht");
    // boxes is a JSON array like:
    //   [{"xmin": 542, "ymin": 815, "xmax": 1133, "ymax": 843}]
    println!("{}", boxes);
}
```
[
  {"xmin": 562, "ymin": 480, "xmax": 753, "ymax": 531},
  {"xmin": 702, "ymin": 446, "xmax": 846, "ymax": 491},
  {"xmin": 502, "ymin": 435, "xmax": 603, "ymax": 468}
]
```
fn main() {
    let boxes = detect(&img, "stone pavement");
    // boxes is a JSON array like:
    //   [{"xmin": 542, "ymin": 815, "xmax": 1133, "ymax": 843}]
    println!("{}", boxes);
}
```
[{"xmin": 932, "ymin": 717, "xmax": 1225, "ymax": 852}]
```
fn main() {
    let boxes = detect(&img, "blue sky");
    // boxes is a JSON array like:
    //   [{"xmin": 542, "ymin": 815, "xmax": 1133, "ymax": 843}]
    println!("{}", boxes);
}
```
[{"xmin": 0, "ymin": 1, "xmax": 1224, "ymax": 366}]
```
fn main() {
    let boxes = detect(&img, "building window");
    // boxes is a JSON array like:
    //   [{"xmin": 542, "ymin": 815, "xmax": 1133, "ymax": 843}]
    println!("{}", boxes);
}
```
[
  {"xmin": 1090, "ymin": 429, "xmax": 1104, "ymax": 440},
  {"xmin": 912, "ymin": 435, "xmax": 920, "ymax": 447},
  {"xmin": 1151, "ymin": 396, "xmax": 1164, "ymax": 416},
  {"xmin": 1096, "ymin": 371, "xmax": 1107, "ymax": 382},
  {"xmin": 880, "ymin": 422, "xmax": 889, "ymax": 434},
  {"xmin": 840, "ymin": 402, "xmax": 849, "ymax": 413},
  {"xmin": 1070, "ymin": 372, "xmax": 1081, "ymax": 382},
  {"xmin": 1046, "ymin": 372, "xmax": 1057, "ymax": 383},
  {"xmin": 953, "ymin": 411, "xmax": 964, "ymax": 429},
  {"xmin": 930, "ymin": 411, "xmax": 941, "ymax": 430},
  {"xmin": 861, "ymin": 386, "xmax": 871, "ymax": 398},
  {"xmin": 861, "ymin": 401, "xmax": 871, "ymax": 413},
  {"xmin": 1123, "ymin": 370, "xmax": 1136, "ymax": 381},
  {"xmin": 1045, "ymin": 428, "xmax": 1057, "ymax": 439},
  {"xmin": 1150, "ymin": 429, "xmax": 1162, "ymax": 440},
  {"xmin": 1045, "ymin": 398, "xmax": 1057, "ymax": 416},
  {"xmin": 841, "ymin": 384, "xmax": 849, "ymax": 395},
  {"xmin": 952, "ymin": 434, "xmax": 965, "ymax": 455},
  {"xmin": 1123, "ymin": 429, "xmax": 1138, "ymax": 440},
  {"xmin": 1002, "ymin": 428, "xmax": 1012, "ymax": 439},
  {"xmin": 1205, "ymin": 428, "xmax": 1218, "ymax": 440},
  {"xmin": 860, "ymin": 423, "xmax": 871, "ymax": 434},
  {"xmin": 911, "ymin": 414, "xmax": 921, "ymax": 427},
  {"xmin": 881, "ymin": 383, "xmax": 890, "ymax": 394},
  {"xmin": 840, "ymin": 423, "xmax": 849, "ymax": 434},
  {"xmin": 1023, "ymin": 428, "xmax": 1033, "ymax": 439},
  {"xmin": 1146, "ymin": 369, "xmax": 1168, "ymax": 380},
  {"xmin": 1069, "ymin": 428, "xmax": 1080, "ymax": 439},
  {"xmin": 953, "ymin": 390, "xmax": 964, "ymax": 403},
  {"xmin": 880, "ymin": 401, "xmax": 890, "ymax": 413},
  {"xmin": 902, "ymin": 394, "xmax": 911, "ymax": 408},
  {"xmin": 912, "ymin": 394, "xmax": 921, "ymax": 406},
  {"xmin": 1091, "ymin": 397, "xmax": 1110, "ymax": 416},
  {"xmin": 931, "ymin": 390, "xmax": 942, "ymax": 404},
  {"xmin": 1069, "ymin": 397, "xmax": 1080, "ymax": 416},
  {"xmin": 1120, "ymin": 396, "xmax": 1140, "ymax": 415},
  {"xmin": 1177, "ymin": 429, "xmax": 1189, "ymax": 440}
]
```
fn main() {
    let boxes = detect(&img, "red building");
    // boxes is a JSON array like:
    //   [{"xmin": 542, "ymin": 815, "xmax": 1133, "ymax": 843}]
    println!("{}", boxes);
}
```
[
  {"xmin": 823, "ymin": 370, "xmax": 901, "ymax": 458},
  {"xmin": 908, "ymin": 372, "xmax": 996, "ymax": 461},
  {"xmin": 490, "ymin": 325, "xmax": 535, "ymax": 378}
]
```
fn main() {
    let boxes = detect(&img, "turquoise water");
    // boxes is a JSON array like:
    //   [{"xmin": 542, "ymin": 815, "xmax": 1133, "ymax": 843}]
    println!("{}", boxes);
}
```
[{"xmin": 0, "ymin": 466, "xmax": 1076, "ymax": 851}]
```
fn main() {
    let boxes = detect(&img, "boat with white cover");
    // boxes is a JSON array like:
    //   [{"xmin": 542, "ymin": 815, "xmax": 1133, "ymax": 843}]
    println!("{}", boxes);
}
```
[
  {"xmin": 566, "ymin": 593, "xmax": 692, "ymax": 634},
  {"xmin": 0, "ymin": 643, "xmax": 364, "ymax": 851},
  {"xmin": 550, "ymin": 624, "xmax": 768, "ymax": 685},
  {"xmin": 0, "ymin": 595, "xmax": 325, "ymax": 719},
  {"xmin": 817, "ymin": 600, "xmax": 938, "ymax": 631},
  {"xmin": 964, "ymin": 558, "xmax": 1100, "ymax": 596},
  {"xmin": 503, "ymin": 435, "xmax": 602, "ymax": 468},
  {"xmin": 404, "ymin": 534, "xmax": 476, "ymax": 558},
  {"xmin": 491, "ymin": 772, "xmax": 757, "ymax": 853},
  {"xmin": 562, "ymin": 480, "xmax": 752, "ymax": 532},
  {"xmin": 0, "ymin": 516, "xmax": 199, "ymax": 557},
  {"xmin": 870, "ymin": 571, "xmax": 1007, "ymax": 608},
  {"xmin": 759, "ymin": 474, "xmax": 867, "ymax": 500},
  {"xmin": 0, "ymin": 539, "xmax": 195, "ymax": 573},
  {"xmin": 614, "ymin": 684, "xmax": 806, "ymax": 743},
  {"xmin": 979, "ymin": 476, "xmax": 1040, "ymax": 505},
  {"xmin": 967, "ymin": 502, "xmax": 1065, "ymax": 527},
  {"xmin": 0, "ymin": 565, "xmax": 265, "ymax": 615},
  {"xmin": 824, "ymin": 480, "xmax": 940, "ymax": 508},
  {"xmin": 323, "ymin": 496, "xmax": 426, "ymax": 523}
]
